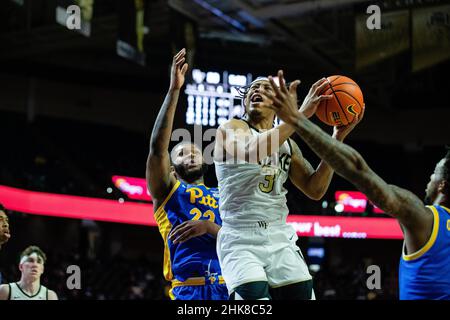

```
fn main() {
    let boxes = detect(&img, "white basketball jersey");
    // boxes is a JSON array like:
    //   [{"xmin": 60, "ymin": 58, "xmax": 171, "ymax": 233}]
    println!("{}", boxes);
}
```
[
  {"xmin": 8, "ymin": 282, "xmax": 48, "ymax": 300},
  {"xmin": 215, "ymin": 122, "xmax": 293, "ymax": 225}
]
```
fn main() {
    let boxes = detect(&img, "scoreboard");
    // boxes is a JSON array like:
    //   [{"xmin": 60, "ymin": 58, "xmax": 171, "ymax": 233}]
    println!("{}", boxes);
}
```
[{"xmin": 185, "ymin": 68, "xmax": 253, "ymax": 127}]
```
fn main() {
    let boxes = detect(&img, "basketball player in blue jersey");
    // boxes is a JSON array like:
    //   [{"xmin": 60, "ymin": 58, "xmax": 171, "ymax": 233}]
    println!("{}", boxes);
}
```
[
  {"xmin": 263, "ymin": 69, "xmax": 450, "ymax": 300},
  {"xmin": 146, "ymin": 48, "xmax": 228, "ymax": 300},
  {"xmin": 0, "ymin": 204, "xmax": 11, "ymax": 250},
  {"xmin": 213, "ymin": 74, "xmax": 359, "ymax": 300}
]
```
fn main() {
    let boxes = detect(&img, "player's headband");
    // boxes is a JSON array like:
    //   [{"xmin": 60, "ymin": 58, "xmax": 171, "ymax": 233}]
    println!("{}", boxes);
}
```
[
  {"xmin": 236, "ymin": 76, "xmax": 286, "ymax": 100},
  {"xmin": 20, "ymin": 252, "xmax": 43, "ymax": 265}
]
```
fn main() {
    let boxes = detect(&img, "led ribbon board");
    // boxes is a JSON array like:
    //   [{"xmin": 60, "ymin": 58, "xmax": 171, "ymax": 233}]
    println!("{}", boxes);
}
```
[{"xmin": 0, "ymin": 185, "xmax": 401, "ymax": 239}]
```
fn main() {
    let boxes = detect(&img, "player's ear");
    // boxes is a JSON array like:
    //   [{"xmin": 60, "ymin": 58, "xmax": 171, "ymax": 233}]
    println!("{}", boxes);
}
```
[{"xmin": 438, "ymin": 180, "xmax": 448, "ymax": 195}]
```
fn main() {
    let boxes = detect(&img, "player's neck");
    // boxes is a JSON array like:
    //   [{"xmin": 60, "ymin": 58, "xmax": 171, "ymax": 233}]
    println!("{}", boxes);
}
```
[
  {"xmin": 434, "ymin": 193, "xmax": 449, "ymax": 208},
  {"xmin": 248, "ymin": 116, "xmax": 274, "ymax": 131},
  {"xmin": 181, "ymin": 177, "xmax": 204, "ymax": 185},
  {"xmin": 18, "ymin": 277, "xmax": 40, "ymax": 295}
]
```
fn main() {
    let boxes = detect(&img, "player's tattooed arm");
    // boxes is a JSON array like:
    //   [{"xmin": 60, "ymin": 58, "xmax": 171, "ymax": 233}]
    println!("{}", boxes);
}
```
[
  {"xmin": 147, "ymin": 49, "xmax": 188, "ymax": 202},
  {"xmin": 291, "ymin": 114, "xmax": 431, "ymax": 231},
  {"xmin": 289, "ymin": 139, "xmax": 334, "ymax": 200},
  {"xmin": 263, "ymin": 70, "xmax": 431, "ymax": 232},
  {"xmin": 168, "ymin": 220, "xmax": 221, "ymax": 243}
]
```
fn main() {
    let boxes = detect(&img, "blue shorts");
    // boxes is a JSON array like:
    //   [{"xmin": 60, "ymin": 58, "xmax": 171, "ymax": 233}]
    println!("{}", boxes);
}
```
[{"xmin": 170, "ymin": 284, "xmax": 229, "ymax": 300}]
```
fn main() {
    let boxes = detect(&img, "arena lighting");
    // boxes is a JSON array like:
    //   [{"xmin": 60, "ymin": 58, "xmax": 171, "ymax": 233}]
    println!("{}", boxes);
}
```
[
  {"xmin": 0, "ymin": 185, "xmax": 403, "ymax": 239},
  {"xmin": 309, "ymin": 264, "xmax": 321, "ymax": 273},
  {"xmin": 334, "ymin": 203, "xmax": 345, "ymax": 213}
]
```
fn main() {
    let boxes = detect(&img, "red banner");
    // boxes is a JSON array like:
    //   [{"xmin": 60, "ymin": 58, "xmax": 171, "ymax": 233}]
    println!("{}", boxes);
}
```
[
  {"xmin": 286, "ymin": 215, "xmax": 401, "ymax": 239},
  {"xmin": 112, "ymin": 175, "xmax": 152, "ymax": 201},
  {"xmin": 0, "ymin": 185, "xmax": 402, "ymax": 239},
  {"xmin": 0, "ymin": 185, "xmax": 155, "ymax": 226}
]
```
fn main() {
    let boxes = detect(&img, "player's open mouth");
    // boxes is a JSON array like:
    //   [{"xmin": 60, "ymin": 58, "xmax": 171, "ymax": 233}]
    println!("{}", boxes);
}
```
[{"xmin": 250, "ymin": 94, "xmax": 263, "ymax": 103}]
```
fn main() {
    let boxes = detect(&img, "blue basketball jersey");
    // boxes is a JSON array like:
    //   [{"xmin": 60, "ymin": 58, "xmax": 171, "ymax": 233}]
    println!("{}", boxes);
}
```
[
  {"xmin": 399, "ymin": 205, "xmax": 450, "ymax": 300},
  {"xmin": 154, "ymin": 180, "xmax": 223, "ymax": 284}
]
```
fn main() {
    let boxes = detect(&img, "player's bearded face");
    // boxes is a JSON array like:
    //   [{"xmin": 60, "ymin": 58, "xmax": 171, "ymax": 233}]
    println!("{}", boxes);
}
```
[
  {"xmin": 172, "ymin": 144, "xmax": 207, "ymax": 183},
  {"xmin": 424, "ymin": 159, "xmax": 445, "ymax": 204},
  {"xmin": 0, "ymin": 212, "xmax": 10, "ymax": 245}
]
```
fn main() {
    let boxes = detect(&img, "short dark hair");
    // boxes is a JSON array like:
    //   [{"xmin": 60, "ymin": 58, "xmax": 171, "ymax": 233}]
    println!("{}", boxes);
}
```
[
  {"xmin": 0, "ymin": 203, "xmax": 5, "ymax": 212},
  {"xmin": 20, "ymin": 246, "xmax": 47, "ymax": 264}
]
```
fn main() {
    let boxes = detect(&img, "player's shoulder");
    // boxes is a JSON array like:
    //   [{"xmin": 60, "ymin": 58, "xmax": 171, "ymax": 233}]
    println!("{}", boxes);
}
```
[
  {"xmin": 0, "ymin": 283, "xmax": 10, "ymax": 300},
  {"xmin": 47, "ymin": 289, "xmax": 58, "ymax": 300},
  {"xmin": 286, "ymin": 138, "xmax": 301, "ymax": 155}
]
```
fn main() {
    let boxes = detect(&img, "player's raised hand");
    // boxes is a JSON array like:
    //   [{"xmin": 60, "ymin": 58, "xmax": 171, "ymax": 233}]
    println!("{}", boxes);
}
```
[
  {"xmin": 169, "ymin": 48, "xmax": 189, "ymax": 91},
  {"xmin": 169, "ymin": 220, "xmax": 210, "ymax": 244},
  {"xmin": 261, "ymin": 70, "xmax": 301, "ymax": 125},
  {"xmin": 333, "ymin": 104, "xmax": 365, "ymax": 141},
  {"xmin": 299, "ymin": 78, "xmax": 334, "ymax": 119}
]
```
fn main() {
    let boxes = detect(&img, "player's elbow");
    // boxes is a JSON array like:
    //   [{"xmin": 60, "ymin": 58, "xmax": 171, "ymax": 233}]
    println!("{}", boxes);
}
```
[
  {"xmin": 344, "ymin": 150, "xmax": 369, "ymax": 177},
  {"xmin": 306, "ymin": 188, "xmax": 326, "ymax": 201}
]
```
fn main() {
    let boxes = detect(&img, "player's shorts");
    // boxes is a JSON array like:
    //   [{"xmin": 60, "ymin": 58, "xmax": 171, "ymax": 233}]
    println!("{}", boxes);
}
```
[
  {"xmin": 217, "ymin": 220, "xmax": 312, "ymax": 296},
  {"xmin": 169, "ymin": 277, "xmax": 229, "ymax": 300}
]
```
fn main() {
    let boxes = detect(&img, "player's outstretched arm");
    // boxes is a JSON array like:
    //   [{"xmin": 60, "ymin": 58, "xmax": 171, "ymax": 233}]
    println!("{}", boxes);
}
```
[
  {"xmin": 147, "ymin": 49, "xmax": 188, "ymax": 204},
  {"xmin": 262, "ymin": 70, "xmax": 431, "ymax": 231},
  {"xmin": 289, "ymin": 117, "xmax": 432, "ymax": 235},
  {"xmin": 289, "ymin": 119, "xmax": 361, "ymax": 200},
  {"xmin": 289, "ymin": 140, "xmax": 335, "ymax": 200}
]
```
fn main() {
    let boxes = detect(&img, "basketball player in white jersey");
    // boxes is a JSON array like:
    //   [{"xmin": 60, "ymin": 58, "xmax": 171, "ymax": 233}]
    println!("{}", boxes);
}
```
[
  {"xmin": 0, "ymin": 246, "xmax": 58, "ymax": 300},
  {"xmin": 213, "ymin": 73, "xmax": 360, "ymax": 300}
]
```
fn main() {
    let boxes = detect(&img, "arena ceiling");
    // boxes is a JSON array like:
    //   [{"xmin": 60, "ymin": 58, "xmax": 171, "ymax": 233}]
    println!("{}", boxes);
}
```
[{"xmin": 0, "ymin": 0, "xmax": 448, "ymax": 109}]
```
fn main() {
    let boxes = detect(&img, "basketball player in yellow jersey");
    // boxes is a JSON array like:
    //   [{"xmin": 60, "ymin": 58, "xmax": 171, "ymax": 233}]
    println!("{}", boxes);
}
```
[
  {"xmin": 263, "ymin": 70, "xmax": 450, "ymax": 300},
  {"xmin": 214, "ymin": 74, "xmax": 360, "ymax": 300},
  {"xmin": 0, "ymin": 204, "xmax": 11, "ymax": 250},
  {"xmin": 0, "ymin": 246, "xmax": 58, "ymax": 300}
]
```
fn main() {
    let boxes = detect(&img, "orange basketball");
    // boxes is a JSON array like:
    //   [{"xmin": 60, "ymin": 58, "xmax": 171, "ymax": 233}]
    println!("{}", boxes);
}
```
[{"xmin": 316, "ymin": 75, "xmax": 364, "ymax": 126}]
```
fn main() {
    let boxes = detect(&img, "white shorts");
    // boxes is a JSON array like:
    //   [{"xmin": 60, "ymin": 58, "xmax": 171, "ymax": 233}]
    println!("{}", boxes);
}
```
[{"xmin": 217, "ymin": 221, "xmax": 312, "ymax": 295}]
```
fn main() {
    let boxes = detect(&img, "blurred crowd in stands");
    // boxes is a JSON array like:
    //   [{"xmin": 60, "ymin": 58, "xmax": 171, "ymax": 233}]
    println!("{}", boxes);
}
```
[{"xmin": 0, "ymin": 246, "xmax": 399, "ymax": 300}]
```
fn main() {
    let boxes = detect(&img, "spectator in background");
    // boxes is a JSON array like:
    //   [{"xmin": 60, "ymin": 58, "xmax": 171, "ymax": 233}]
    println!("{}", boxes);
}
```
[
  {"xmin": 0, "ymin": 246, "xmax": 58, "ymax": 300},
  {"xmin": 0, "ymin": 204, "xmax": 11, "ymax": 250}
]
